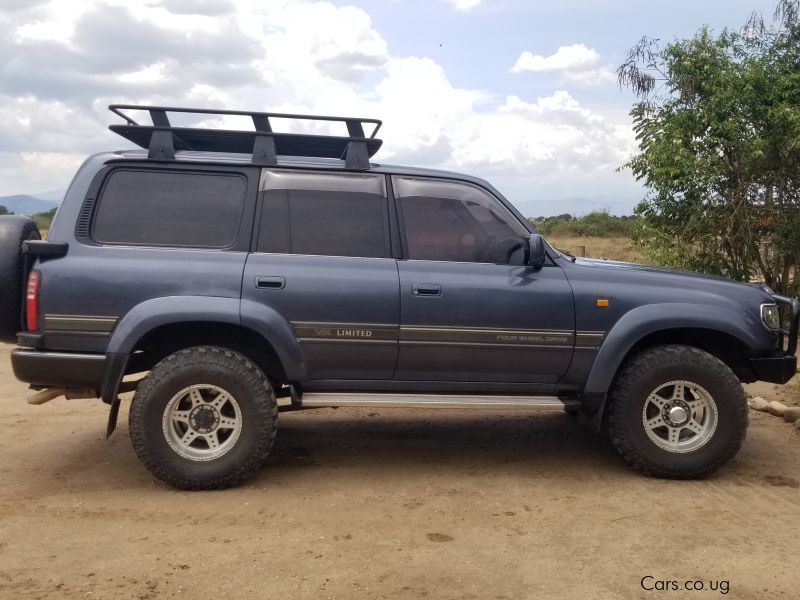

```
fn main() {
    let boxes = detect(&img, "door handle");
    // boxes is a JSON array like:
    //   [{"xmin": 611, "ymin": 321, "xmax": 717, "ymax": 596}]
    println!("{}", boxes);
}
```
[
  {"xmin": 412, "ymin": 283, "xmax": 441, "ymax": 297},
  {"xmin": 256, "ymin": 276, "xmax": 286, "ymax": 289}
]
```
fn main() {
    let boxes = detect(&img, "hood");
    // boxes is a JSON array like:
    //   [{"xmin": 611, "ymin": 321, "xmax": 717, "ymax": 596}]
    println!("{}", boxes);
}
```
[
  {"xmin": 569, "ymin": 257, "xmax": 776, "ymax": 303},
  {"xmin": 574, "ymin": 257, "xmax": 733, "ymax": 281}
]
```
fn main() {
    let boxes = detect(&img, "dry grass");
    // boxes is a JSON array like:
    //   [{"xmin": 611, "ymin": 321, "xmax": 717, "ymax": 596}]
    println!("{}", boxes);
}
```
[{"xmin": 547, "ymin": 235, "xmax": 642, "ymax": 263}]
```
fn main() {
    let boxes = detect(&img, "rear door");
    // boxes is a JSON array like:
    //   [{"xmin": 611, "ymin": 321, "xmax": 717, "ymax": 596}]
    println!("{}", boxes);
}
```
[
  {"xmin": 242, "ymin": 169, "xmax": 399, "ymax": 381},
  {"xmin": 392, "ymin": 176, "xmax": 575, "ymax": 383}
]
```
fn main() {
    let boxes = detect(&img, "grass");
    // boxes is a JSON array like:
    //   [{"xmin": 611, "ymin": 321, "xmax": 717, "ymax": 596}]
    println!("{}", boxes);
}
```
[{"xmin": 546, "ymin": 235, "xmax": 642, "ymax": 263}]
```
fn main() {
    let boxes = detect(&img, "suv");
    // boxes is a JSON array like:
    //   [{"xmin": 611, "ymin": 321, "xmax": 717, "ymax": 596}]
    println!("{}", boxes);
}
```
[{"xmin": 1, "ymin": 105, "xmax": 797, "ymax": 489}]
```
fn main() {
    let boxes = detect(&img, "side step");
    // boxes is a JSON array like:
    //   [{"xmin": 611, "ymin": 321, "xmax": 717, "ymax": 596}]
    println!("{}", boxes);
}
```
[{"xmin": 299, "ymin": 393, "xmax": 580, "ymax": 411}]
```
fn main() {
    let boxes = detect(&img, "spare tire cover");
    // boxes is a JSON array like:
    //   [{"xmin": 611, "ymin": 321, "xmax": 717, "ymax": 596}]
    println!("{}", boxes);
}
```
[{"xmin": 0, "ymin": 216, "xmax": 41, "ymax": 343}]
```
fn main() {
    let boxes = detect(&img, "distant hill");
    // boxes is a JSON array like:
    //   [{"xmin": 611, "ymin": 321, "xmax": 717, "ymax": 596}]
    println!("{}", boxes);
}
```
[{"xmin": 0, "ymin": 194, "xmax": 59, "ymax": 215}]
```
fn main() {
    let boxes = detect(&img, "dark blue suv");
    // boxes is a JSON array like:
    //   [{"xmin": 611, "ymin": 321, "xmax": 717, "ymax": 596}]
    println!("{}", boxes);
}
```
[{"xmin": 1, "ymin": 105, "xmax": 797, "ymax": 489}]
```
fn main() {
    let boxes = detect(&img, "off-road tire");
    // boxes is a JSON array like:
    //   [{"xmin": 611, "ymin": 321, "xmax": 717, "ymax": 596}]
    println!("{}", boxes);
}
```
[
  {"xmin": 0, "ymin": 216, "xmax": 40, "ymax": 342},
  {"xmin": 608, "ymin": 344, "xmax": 748, "ymax": 479},
  {"xmin": 129, "ymin": 346, "xmax": 277, "ymax": 490}
]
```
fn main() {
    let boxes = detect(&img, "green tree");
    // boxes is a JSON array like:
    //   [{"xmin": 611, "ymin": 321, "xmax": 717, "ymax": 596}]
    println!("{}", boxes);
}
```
[
  {"xmin": 618, "ymin": 0, "xmax": 800, "ymax": 294},
  {"xmin": 0, "ymin": 205, "xmax": 10, "ymax": 216}
]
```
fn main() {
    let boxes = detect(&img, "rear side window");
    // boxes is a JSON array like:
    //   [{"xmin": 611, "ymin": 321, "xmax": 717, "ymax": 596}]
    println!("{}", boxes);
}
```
[
  {"xmin": 93, "ymin": 170, "xmax": 246, "ymax": 248},
  {"xmin": 257, "ymin": 170, "xmax": 389, "ymax": 258}
]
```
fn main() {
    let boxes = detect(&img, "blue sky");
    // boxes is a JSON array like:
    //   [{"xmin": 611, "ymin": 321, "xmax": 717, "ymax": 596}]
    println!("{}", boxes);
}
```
[
  {"xmin": 346, "ymin": 0, "xmax": 775, "ymax": 215},
  {"xmin": 356, "ymin": 0, "xmax": 772, "ymax": 103},
  {"xmin": 0, "ymin": 0, "xmax": 778, "ymax": 216}
]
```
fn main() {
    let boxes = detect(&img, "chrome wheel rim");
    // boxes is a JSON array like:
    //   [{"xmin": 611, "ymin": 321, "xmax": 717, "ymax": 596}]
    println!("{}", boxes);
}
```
[
  {"xmin": 162, "ymin": 384, "xmax": 243, "ymax": 461},
  {"xmin": 642, "ymin": 380, "xmax": 718, "ymax": 453}
]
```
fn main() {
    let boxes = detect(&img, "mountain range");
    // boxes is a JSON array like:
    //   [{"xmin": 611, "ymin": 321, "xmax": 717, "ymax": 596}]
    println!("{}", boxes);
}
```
[{"xmin": 0, "ymin": 192, "xmax": 63, "ymax": 215}]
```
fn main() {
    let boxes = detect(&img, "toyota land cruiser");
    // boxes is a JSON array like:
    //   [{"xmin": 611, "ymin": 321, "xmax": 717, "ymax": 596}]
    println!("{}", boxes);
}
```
[{"xmin": 1, "ymin": 105, "xmax": 797, "ymax": 489}]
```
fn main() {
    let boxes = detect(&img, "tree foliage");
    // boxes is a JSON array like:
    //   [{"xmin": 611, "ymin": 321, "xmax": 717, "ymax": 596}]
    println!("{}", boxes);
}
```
[
  {"xmin": 0, "ymin": 205, "xmax": 10, "ymax": 216},
  {"xmin": 618, "ymin": 0, "xmax": 800, "ymax": 294}
]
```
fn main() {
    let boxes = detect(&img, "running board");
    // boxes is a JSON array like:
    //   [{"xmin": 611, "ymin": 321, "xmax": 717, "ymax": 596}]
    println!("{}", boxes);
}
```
[{"xmin": 299, "ymin": 393, "xmax": 580, "ymax": 411}]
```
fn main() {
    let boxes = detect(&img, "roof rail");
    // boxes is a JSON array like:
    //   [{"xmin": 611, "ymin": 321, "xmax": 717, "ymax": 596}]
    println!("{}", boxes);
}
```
[{"xmin": 108, "ymin": 104, "xmax": 383, "ymax": 170}]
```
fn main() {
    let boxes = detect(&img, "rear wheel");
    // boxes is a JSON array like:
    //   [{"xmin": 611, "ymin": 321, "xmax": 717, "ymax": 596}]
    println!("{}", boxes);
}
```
[
  {"xmin": 129, "ymin": 346, "xmax": 277, "ymax": 490},
  {"xmin": 0, "ymin": 216, "xmax": 40, "ymax": 342},
  {"xmin": 608, "ymin": 344, "xmax": 747, "ymax": 479}
]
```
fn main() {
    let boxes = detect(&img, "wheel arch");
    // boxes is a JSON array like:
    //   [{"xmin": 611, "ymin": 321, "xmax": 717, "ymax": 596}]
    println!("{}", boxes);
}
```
[
  {"xmin": 104, "ymin": 296, "xmax": 307, "ymax": 436},
  {"xmin": 127, "ymin": 321, "xmax": 291, "ymax": 383},
  {"xmin": 581, "ymin": 303, "xmax": 762, "ymax": 429}
]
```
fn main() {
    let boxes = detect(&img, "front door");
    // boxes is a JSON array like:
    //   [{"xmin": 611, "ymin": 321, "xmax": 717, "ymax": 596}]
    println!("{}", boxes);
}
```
[
  {"xmin": 392, "ymin": 176, "xmax": 575, "ymax": 383},
  {"xmin": 242, "ymin": 169, "xmax": 399, "ymax": 381}
]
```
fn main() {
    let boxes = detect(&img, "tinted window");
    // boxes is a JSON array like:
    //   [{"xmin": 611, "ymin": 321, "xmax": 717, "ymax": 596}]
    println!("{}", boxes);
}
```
[
  {"xmin": 93, "ymin": 170, "xmax": 246, "ymax": 247},
  {"xmin": 258, "ymin": 170, "xmax": 388, "ymax": 258},
  {"xmin": 394, "ymin": 176, "xmax": 529, "ymax": 264}
]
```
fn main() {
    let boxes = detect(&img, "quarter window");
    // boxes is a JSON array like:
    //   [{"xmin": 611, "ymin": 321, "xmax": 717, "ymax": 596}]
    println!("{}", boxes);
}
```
[
  {"xmin": 257, "ymin": 170, "xmax": 389, "ymax": 258},
  {"xmin": 394, "ymin": 176, "xmax": 529, "ymax": 264},
  {"xmin": 93, "ymin": 170, "xmax": 246, "ymax": 248}
]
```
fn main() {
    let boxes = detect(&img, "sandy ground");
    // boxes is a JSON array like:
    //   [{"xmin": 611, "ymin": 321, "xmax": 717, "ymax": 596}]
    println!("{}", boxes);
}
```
[{"xmin": 1, "ymin": 342, "xmax": 799, "ymax": 600}]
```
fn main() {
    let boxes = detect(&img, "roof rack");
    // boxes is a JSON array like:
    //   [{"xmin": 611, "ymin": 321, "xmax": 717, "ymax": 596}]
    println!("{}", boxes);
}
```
[{"xmin": 108, "ymin": 104, "xmax": 383, "ymax": 170}]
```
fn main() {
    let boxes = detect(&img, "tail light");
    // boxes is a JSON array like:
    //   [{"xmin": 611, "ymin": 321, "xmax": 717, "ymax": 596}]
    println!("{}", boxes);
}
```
[{"xmin": 25, "ymin": 270, "xmax": 40, "ymax": 331}]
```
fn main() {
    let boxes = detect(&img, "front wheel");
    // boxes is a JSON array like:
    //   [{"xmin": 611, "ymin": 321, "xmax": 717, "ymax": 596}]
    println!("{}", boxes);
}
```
[
  {"xmin": 129, "ymin": 346, "xmax": 277, "ymax": 490},
  {"xmin": 608, "ymin": 344, "xmax": 748, "ymax": 479}
]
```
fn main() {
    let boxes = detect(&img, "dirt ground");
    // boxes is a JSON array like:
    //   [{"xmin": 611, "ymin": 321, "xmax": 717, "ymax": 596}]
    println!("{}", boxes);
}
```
[{"xmin": 1, "ymin": 342, "xmax": 799, "ymax": 600}]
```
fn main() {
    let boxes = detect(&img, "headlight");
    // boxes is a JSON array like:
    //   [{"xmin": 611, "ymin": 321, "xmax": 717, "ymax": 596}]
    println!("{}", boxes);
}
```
[{"xmin": 761, "ymin": 304, "xmax": 781, "ymax": 330}]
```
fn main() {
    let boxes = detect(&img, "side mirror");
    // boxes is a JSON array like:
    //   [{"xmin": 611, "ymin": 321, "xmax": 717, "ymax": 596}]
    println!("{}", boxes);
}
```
[{"xmin": 528, "ymin": 234, "xmax": 546, "ymax": 268}]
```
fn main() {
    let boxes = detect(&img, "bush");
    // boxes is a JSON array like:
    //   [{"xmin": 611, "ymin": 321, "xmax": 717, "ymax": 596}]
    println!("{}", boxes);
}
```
[
  {"xmin": 32, "ymin": 208, "xmax": 56, "ymax": 231},
  {"xmin": 530, "ymin": 211, "xmax": 636, "ymax": 238}
]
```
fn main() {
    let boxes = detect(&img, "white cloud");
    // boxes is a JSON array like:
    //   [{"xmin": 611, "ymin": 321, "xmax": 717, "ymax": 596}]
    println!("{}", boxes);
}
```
[
  {"xmin": 0, "ymin": 0, "xmax": 636, "ymax": 214},
  {"xmin": 0, "ymin": 151, "xmax": 84, "ymax": 196},
  {"xmin": 159, "ymin": 0, "xmax": 235, "ymax": 15},
  {"xmin": 511, "ymin": 43, "xmax": 616, "ymax": 85},
  {"xmin": 512, "ymin": 44, "xmax": 600, "ymax": 73},
  {"xmin": 442, "ymin": 0, "xmax": 484, "ymax": 10}
]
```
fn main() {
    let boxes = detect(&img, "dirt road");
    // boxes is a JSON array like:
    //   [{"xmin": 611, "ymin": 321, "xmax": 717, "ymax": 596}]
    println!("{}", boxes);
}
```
[{"xmin": 0, "ymin": 342, "xmax": 798, "ymax": 599}]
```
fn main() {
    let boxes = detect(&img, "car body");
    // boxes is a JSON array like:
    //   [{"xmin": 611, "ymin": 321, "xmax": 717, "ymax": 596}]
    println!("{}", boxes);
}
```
[{"xmin": 2, "ymin": 105, "xmax": 797, "ymax": 489}]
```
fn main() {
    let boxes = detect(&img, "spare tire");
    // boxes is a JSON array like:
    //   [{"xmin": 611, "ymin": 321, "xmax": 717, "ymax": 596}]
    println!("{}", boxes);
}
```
[{"xmin": 0, "ymin": 216, "xmax": 40, "ymax": 343}]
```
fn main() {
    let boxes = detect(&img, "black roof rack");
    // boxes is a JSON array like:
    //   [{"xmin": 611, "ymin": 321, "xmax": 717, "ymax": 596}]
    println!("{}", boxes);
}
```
[{"xmin": 108, "ymin": 104, "xmax": 383, "ymax": 170}]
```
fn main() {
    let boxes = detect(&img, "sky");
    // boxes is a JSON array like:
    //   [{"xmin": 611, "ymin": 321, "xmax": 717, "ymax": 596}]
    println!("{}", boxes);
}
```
[{"xmin": 0, "ymin": 0, "xmax": 777, "ymax": 216}]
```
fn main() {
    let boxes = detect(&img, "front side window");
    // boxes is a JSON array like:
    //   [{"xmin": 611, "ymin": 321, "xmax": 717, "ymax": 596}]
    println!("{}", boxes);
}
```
[
  {"xmin": 393, "ymin": 176, "xmax": 529, "ymax": 264},
  {"xmin": 257, "ymin": 170, "xmax": 389, "ymax": 258},
  {"xmin": 93, "ymin": 170, "xmax": 246, "ymax": 248}
]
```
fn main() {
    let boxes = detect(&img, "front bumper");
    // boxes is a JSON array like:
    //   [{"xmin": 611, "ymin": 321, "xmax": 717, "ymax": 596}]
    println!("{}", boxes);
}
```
[
  {"xmin": 11, "ymin": 349, "xmax": 106, "ymax": 389},
  {"xmin": 749, "ymin": 354, "xmax": 797, "ymax": 384},
  {"xmin": 753, "ymin": 294, "xmax": 799, "ymax": 384}
]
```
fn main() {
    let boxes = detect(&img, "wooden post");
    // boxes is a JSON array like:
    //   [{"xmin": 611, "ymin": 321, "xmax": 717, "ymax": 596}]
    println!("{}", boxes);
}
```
[{"xmin": 576, "ymin": 245, "xmax": 586, "ymax": 257}]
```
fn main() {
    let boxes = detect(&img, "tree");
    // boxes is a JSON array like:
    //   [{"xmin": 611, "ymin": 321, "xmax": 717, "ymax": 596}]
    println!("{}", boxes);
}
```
[
  {"xmin": 0, "ymin": 205, "xmax": 10, "ymax": 216},
  {"xmin": 618, "ymin": 0, "xmax": 800, "ymax": 295}
]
